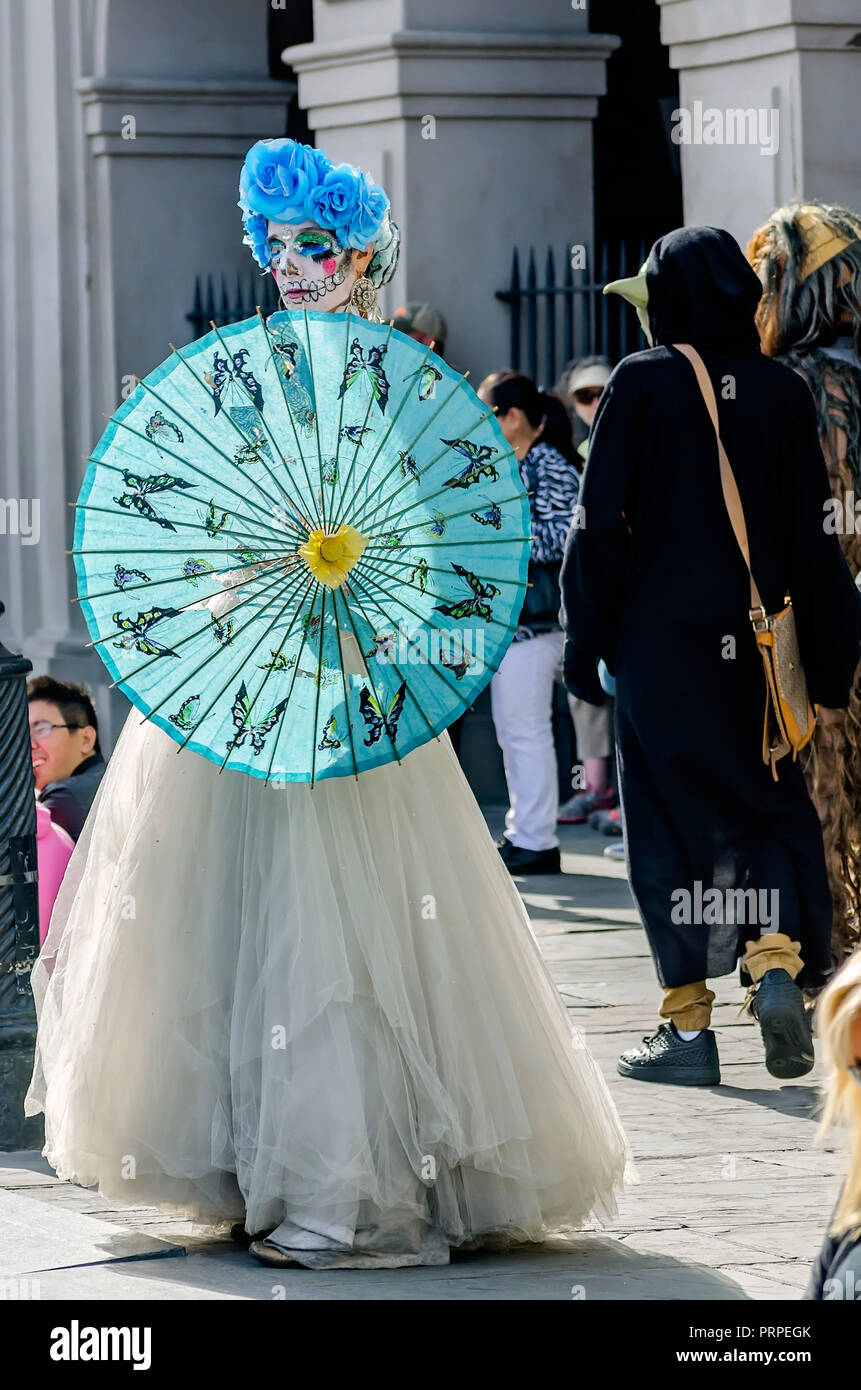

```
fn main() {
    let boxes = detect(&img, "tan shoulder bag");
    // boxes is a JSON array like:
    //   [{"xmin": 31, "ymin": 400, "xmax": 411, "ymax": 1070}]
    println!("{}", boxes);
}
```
[{"xmin": 674, "ymin": 342, "xmax": 817, "ymax": 780}]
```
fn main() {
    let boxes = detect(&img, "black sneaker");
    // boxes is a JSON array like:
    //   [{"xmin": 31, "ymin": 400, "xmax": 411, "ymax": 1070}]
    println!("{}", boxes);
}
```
[
  {"xmin": 750, "ymin": 968, "xmax": 814, "ymax": 1079},
  {"xmin": 618, "ymin": 1023, "xmax": 721, "ymax": 1086},
  {"xmin": 497, "ymin": 840, "xmax": 562, "ymax": 875}
]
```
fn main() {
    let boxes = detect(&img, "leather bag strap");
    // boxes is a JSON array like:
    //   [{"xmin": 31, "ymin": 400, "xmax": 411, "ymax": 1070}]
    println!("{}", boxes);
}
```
[{"xmin": 673, "ymin": 341, "xmax": 764, "ymax": 615}]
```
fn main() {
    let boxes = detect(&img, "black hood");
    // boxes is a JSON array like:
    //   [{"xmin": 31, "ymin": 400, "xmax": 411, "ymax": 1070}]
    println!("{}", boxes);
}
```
[{"xmin": 646, "ymin": 226, "xmax": 763, "ymax": 354}]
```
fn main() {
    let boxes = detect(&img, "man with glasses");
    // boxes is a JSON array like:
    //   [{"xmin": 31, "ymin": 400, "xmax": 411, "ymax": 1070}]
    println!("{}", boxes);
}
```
[{"xmin": 27, "ymin": 676, "xmax": 105, "ymax": 842}]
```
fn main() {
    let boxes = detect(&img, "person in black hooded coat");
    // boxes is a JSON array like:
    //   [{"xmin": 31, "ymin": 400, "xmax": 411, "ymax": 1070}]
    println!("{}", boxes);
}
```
[{"xmin": 560, "ymin": 226, "xmax": 861, "ymax": 1087}]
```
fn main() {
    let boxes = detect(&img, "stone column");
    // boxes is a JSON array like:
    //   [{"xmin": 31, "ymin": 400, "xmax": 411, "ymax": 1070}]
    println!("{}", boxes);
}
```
[
  {"xmin": 0, "ymin": 0, "xmax": 83, "ymax": 676},
  {"xmin": 286, "ymin": 0, "xmax": 620, "ymax": 383},
  {"xmin": 657, "ymin": 0, "xmax": 861, "ymax": 247},
  {"xmin": 1, "ymin": 0, "xmax": 291, "ymax": 747}
]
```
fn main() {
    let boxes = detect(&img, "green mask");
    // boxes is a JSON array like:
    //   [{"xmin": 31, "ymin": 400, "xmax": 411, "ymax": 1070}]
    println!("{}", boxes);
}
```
[{"xmin": 603, "ymin": 262, "xmax": 651, "ymax": 345}]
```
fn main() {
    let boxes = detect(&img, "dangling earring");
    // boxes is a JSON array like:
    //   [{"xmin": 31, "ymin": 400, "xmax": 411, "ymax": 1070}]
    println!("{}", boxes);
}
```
[{"xmin": 349, "ymin": 275, "xmax": 380, "ymax": 322}]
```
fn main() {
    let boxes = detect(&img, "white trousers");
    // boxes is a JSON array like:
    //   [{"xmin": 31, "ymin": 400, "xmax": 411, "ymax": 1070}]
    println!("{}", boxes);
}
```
[{"xmin": 490, "ymin": 630, "xmax": 565, "ymax": 851}]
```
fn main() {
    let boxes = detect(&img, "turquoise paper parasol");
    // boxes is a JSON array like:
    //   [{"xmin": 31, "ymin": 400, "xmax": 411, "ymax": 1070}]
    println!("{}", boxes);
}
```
[{"xmin": 73, "ymin": 310, "xmax": 531, "ymax": 783}]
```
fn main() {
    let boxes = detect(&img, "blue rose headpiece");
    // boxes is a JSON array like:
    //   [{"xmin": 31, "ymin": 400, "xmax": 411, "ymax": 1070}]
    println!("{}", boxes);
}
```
[{"xmin": 239, "ymin": 138, "xmax": 391, "ymax": 271}]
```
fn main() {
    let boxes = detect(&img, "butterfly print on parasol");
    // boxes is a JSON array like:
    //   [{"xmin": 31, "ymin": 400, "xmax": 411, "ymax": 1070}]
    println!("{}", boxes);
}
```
[
  {"xmin": 397, "ymin": 451, "xmax": 420, "ymax": 483},
  {"xmin": 470, "ymin": 500, "xmax": 503, "ymax": 530},
  {"xmin": 403, "ymin": 364, "xmax": 443, "ymax": 402},
  {"xmin": 434, "ymin": 564, "xmax": 501, "ymax": 623},
  {"xmin": 181, "ymin": 557, "xmax": 215, "ymax": 587},
  {"xmin": 113, "ymin": 564, "xmax": 152, "ymax": 591},
  {"xmin": 441, "ymin": 438, "xmax": 501, "ymax": 489},
  {"xmin": 211, "ymin": 614, "xmax": 235, "ymax": 647},
  {"xmin": 226, "ymin": 680, "xmax": 289, "ymax": 757},
  {"xmin": 169, "ymin": 695, "xmax": 201, "ymax": 732},
  {"xmin": 358, "ymin": 680, "xmax": 408, "ymax": 747},
  {"xmin": 203, "ymin": 500, "xmax": 230, "ymax": 538},
  {"xmin": 112, "ymin": 471, "xmax": 196, "ymax": 531},
  {"xmin": 338, "ymin": 338, "xmax": 390, "ymax": 415},
  {"xmin": 265, "ymin": 332, "xmax": 316, "ymax": 436},
  {"xmin": 408, "ymin": 557, "xmax": 430, "ymax": 594},
  {"xmin": 111, "ymin": 606, "xmax": 182, "ymax": 658},
  {"xmin": 144, "ymin": 411, "xmax": 184, "ymax": 452},
  {"xmin": 339, "ymin": 424, "xmax": 374, "ymax": 447},
  {"xmin": 317, "ymin": 713, "xmax": 342, "ymax": 751},
  {"xmin": 364, "ymin": 631, "xmax": 397, "ymax": 662}
]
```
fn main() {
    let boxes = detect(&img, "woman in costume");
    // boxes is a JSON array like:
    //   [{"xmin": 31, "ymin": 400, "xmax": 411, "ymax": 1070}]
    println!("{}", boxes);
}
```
[
  {"xmin": 25, "ymin": 138, "xmax": 630, "ymax": 1270},
  {"xmin": 747, "ymin": 202, "xmax": 861, "ymax": 965}
]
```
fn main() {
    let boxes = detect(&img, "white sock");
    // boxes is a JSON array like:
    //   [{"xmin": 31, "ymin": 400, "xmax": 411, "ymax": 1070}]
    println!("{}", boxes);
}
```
[{"xmin": 675, "ymin": 1027, "xmax": 702, "ymax": 1041}]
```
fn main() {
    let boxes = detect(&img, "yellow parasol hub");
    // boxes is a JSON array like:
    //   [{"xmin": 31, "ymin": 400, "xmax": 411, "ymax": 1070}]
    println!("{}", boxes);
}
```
[{"xmin": 298, "ymin": 524, "xmax": 369, "ymax": 588}]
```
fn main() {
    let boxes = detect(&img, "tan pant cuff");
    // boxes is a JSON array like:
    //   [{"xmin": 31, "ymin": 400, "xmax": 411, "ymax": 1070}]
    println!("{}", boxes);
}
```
[
  {"xmin": 742, "ymin": 932, "xmax": 804, "ymax": 983},
  {"xmin": 659, "ymin": 982, "xmax": 715, "ymax": 1031}
]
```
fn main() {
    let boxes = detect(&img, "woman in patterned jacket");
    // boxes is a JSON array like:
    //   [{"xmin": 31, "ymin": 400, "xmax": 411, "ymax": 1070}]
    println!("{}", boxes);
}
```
[{"xmin": 477, "ymin": 371, "xmax": 581, "ymax": 875}]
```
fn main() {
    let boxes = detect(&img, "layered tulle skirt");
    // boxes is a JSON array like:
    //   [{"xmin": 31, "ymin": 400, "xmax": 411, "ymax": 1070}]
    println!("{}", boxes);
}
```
[{"xmin": 26, "ymin": 708, "xmax": 631, "ymax": 1267}]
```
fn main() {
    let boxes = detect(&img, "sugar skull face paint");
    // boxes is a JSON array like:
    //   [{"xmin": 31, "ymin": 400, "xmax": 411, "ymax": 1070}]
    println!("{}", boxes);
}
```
[{"xmin": 266, "ymin": 219, "xmax": 354, "ymax": 311}]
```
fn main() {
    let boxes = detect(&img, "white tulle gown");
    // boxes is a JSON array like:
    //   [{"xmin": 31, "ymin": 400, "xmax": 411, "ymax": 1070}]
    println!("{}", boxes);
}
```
[{"xmin": 26, "ymin": 706, "xmax": 631, "ymax": 1268}]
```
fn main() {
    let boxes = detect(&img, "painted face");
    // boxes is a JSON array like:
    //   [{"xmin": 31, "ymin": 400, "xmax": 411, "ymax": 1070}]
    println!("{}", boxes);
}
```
[{"xmin": 266, "ymin": 219, "xmax": 355, "ymax": 312}]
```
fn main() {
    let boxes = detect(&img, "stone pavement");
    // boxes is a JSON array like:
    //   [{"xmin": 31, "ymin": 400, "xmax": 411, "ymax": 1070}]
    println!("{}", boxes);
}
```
[{"xmin": 0, "ymin": 819, "xmax": 840, "ymax": 1301}]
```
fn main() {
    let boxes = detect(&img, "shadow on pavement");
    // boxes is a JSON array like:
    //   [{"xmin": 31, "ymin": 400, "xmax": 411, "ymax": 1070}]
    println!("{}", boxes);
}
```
[
  {"xmin": 43, "ymin": 1232, "xmax": 753, "ymax": 1301},
  {"xmin": 713, "ymin": 1084, "xmax": 821, "ymax": 1121}
]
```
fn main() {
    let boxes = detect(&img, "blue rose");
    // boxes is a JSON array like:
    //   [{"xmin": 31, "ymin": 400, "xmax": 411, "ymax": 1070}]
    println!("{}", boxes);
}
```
[
  {"xmin": 303, "ymin": 166, "xmax": 360, "ymax": 242},
  {"xmin": 241, "ymin": 212, "xmax": 270, "ymax": 269},
  {"xmin": 346, "ymin": 178, "xmax": 389, "ymax": 249},
  {"xmin": 239, "ymin": 139, "xmax": 324, "ymax": 222}
]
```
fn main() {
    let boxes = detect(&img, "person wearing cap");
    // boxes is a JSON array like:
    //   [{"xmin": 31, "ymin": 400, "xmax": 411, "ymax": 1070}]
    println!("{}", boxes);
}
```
[
  {"xmin": 392, "ymin": 302, "xmax": 447, "ymax": 359},
  {"xmin": 558, "ymin": 358, "xmax": 618, "ymax": 827},
  {"xmin": 560, "ymin": 225, "xmax": 861, "ymax": 1088},
  {"xmin": 569, "ymin": 359, "xmax": 613, "ymax": 457}
]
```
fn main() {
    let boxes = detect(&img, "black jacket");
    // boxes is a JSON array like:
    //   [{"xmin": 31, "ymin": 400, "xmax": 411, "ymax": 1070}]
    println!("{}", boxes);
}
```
[
  {"xmin": 560, "ymin": 227, "xmax": 861, "ymax": 988},
  {"xmin": 37, "ymin": 752, "xmax": 106, "ymax": 843}
]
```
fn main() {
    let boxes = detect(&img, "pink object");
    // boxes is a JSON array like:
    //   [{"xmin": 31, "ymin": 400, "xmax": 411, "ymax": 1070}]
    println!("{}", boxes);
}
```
[{"xmin": 35, "ymin": 802, "xmax": 75, "ymax": 946}]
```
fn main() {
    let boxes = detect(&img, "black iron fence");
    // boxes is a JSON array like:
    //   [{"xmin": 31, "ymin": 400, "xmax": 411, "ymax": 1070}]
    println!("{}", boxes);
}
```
[
  {"xmin": 186, "ymin": 271, "xmax": 280, "ymax": 340},
  {"xmin": 495, "ymin": 238, "xmax": 648, "ymax": 387}
]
